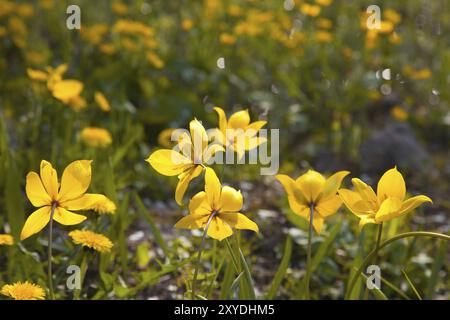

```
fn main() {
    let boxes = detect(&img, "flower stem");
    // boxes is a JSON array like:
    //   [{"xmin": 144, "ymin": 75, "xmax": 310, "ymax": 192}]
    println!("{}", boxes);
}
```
[
  {"xmin": 363, "ymin": 223, "xmax": 383, "ymax": 299},
  {"xmin": 48, "ymin": 202, "xmax": 57, "ymax": 300},
  {"xmin": 304, "ymin": 204, "xmax": 314, "ymax": 299},
  {"xmin": 191, "ymin": 212, "xmax": 216, "ymax": 300},
  {"xmin": 345, "ymin": 231, "xmax": 450, "ymax": 299}
]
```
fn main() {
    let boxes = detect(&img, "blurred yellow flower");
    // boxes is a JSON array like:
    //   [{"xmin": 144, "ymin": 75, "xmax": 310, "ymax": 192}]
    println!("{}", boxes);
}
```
[
  {"xmin": 277, "ymin": 170, "xmax": 349, "ymax": 233},
  {"xmin": 147, "ymin": 119, "xmax": 224, "ymax": 205},
  {"xmin": 16, "ymin": 4, "xmax": 34, "ymax": 17},
  {"xmin": 404, "ymin": 66, "xmax": 431, "ymax": 80},
  {"xmin": 69, "ymin": 230, "xmax": 113, "ymax": 253},
  {"xmin": 21, "ymin": 160, "xmax": 108, "ymax": 240},
  {"xmin": 0, "ymin": 234, "xmax": 14, "ymax": 245},
  {"xmin": 339, "ymin": 167, "xmax": 432, "ymax": 228},
  {"xmin": 214, "ymin": 107, "xmax": 266, "ymax": 160},
  {"xmin": 81, "ymin": 24, "xmax": 108, "ymax": 45},
  {"xmin": 111, "ymin": 1, "xmax": 129, "ymax": 16},
  {"xmin": 0, "ymin": 26, "xmax": 7, "ymax": 37},
  {"xmin": 113, "ymin": 19, "xmax": 154, "ymax": 37},
  {"xmin": 147, "ymin": 52, "xmax": 165, "ymax": 69},
  {"xmin": 1, "ymin": 282, "xmax": 45, "ymax": 300},
  {"xmin": 52, "ymin": 80, "xmax": 84, "ymax": 103},
  {"xmin": 384, "ymin": 9, "xmax": 401, "ymax": 25},
  {"xmin": 219, "ymin": 33, "xmax": 237, "ymax": 45},
  {"xmin": 315, "ymin": 30, "xmax": 332, "ymax": 42},
  {"xmin": 175, "ymin": 168, "xmax": 258, "ymax": 241},
  {"xmin": 182, "ymin": 19, "xmax": 194, "ymax": 31},
  {"xmin": 81, "ymin": 127, "xmax": 113, "ymax": 148},
  {"xmin": 389, "ymin": 31, "xmax": 402, "ymax": 44},
  {"xmin": 157, "ymin": 128, "xmax": 176, "ymax": 148},
  {"xmin": 94, "ymin": 91, "xmax": 111, "ymax": 112},
  {"xmin": 100, "ymin": 43, "xmax": 117, "ymax": 55},
  {"xmin": 316, "ymin": 18, "xmax": 333, "ymax": 29},
  {"xmin": 315, "ymin": 0, "xmax": 333, "ymax": 6},
  {"xmin": 391, "ymin": 106, "xmax": 408, "ymax": 121},
  {"xmin": 300, "ymin": 4, "xmax": 321, "ymax": 17},
  {"xmin": 227, "ymin": 4, "xmax": 242, "ymax": 17}
]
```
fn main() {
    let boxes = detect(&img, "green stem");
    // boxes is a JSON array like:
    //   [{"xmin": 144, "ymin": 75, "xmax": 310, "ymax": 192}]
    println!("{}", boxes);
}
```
[
  {"xmin": 364, "ymin": 223, "xmax": 383, "ymax": 299},
  {"xmin": 345, "ymin": 231, "xmax": 450, "ymax": 299},
  {"xmin": 48, "ymin": 202, "xmax": 57, "ymax": 300},
  {"xmin": 74, "ymin": 253, "xmax": 88, "ymax": 300},
  {"xmin": 304, "ymin": 204, "xmax": 314, "ymax": 299},
  {"xmin": 191, "ymin": 212, "xmax": 216, "ymax": 300}
]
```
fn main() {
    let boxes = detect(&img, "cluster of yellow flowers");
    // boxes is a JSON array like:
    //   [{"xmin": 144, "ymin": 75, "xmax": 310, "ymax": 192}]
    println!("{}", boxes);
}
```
[{"xmin": 147, "ymin": 107, "xmax": 266, "ymax": 240}]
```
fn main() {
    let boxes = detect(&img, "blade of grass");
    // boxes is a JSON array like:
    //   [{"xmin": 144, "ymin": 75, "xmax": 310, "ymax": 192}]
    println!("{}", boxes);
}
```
[
  {"xmin": 266, "ymin": 235, "xmax": 292, "ymax": 300},
  {"xmin": 401, "ymin": 269, "xmax": 422, "ymax": 300},
  {"xmin": 311, "ymin": 221, "xmax": 341, "ymax": 272},
  {"xmin": 426, "ymin": 240, "xmax": 448, "ymax": 299}
]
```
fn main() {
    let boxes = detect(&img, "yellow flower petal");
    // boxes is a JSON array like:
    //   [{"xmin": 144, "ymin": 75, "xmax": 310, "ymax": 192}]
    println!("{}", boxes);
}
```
[
  {"xmin": 351, "ymin": 178, "xmax": 378, "ymax": 207},
  {"xmin": 219, "ymin": 186, "xmax": 243, "ymax": 212},
  {"xmin": 175, "ymin": 165, "xmax": 203, "ymax": 205},
  {"xmin": 40, "ymin": 160, "xmax": 59, "ymax": 200},
  {"xmin": 205, "ymin": 167, "xmax": 221, "ymax": 209},
  {"xmin": 174, "ymin": 213, "xmax": 209, "ymax": 229},
  {"xmin": 146, "ymin": 149, "xmax": 193, "ymax": 176},
  {"xmin": 377, "ymin": 167, "xmax": 406, "ymax": 203},
  {"xmin": 276, "ymin": 174, "xmax": 308, "ymax": 205},
  {"xmin": 374, "ymin": 197, "xmax": 403, "ymax": 222},
  {"xmin": 53, "ymin": 207, "xmax": 87, "ymax": 225},
  {"xmin": 398, "ymin": 195, "xmax": 432, "ymax": 216},
  {"xmin": 58, "ymin": 160, "xmax": 92, "ymax": 202},
  {"xmin": 321, "ymin": 171, "xmax": 350, "ymax": 200},
  {"xmin": 27, "ymin": 68, "xmax": 48, "ymax": 81},
  {"xmin": 26, "ymin": 172, "xmax": 51, "ymax": 207},
  {"xmin": 338, "ymin": 188, "xmax": 371, "ymax": 216},
  {"xmin": 20, "ymin": 206, "xmax": 51, "ymax": 240},
  {"xmin": 213, "ymin": 106, "xmax": 228, "ymax": 136},
  {"xmin": 189, "ymin": 119, "xmax": 208, "ymax": 163},
  {"xmin": 316, "ymin": 195, "xmax": 342, "ymax": 218},
  {"xmin": 228, "ymin": 110, "xmax": 250, "ymax": 129},
  {"xmin": 246, "ymin": 120, "xmax": 266, "ymax": 134},
  {"xmin": 221, "ymin": 212, "xmax": 259, "ymax": 233},
  {"xmin": 312, "ymin": 215, "xmax": 324, "ymax": 234},
  {"xmin": 188, "ymin": 191, "xmax": 211, "ymax": 215},
  {"xmin": 359, "ymin": 217, "xmax": 377, "ymax": 229},
  {"xmin": 296, "ymin": 170, "xmax": 326, "ymax": 203},
  {"xmin": 244, "ymin": 136, "xmax": 267, "ymax": 151},
  {"xmin": 60, "ymin": 193, "xmax": 108, "ymax": 211},
  {"xmin": 207, "ymin": 216, "xmax": 233, "ymax": 241}
]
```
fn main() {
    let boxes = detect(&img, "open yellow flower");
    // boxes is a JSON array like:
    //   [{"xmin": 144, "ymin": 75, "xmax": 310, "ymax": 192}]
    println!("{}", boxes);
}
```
[
  {"xmin": 276, "ymin": 170, "xmax": 349, "ymax": 234},
  {"xmin": 146, "ymin": 119, "xmax": 223, "ymax": 205},
  {"xmin": 175, "ymin": 168, "xmax": 258, "ymax": 241},
  {"xmin": 1, "ymin": 281, "xmax": 45, "ymax": 300},
  {"xmin": 69, "ymin": 230, "xmax": 113, "ymax": 253},
  {"xmin": 21, "ymin": 160, "xmax": 110, "ymax": 240},
  {"xmin": 338, "ymin": 167, "xmax": 432, "ymax": 228},
  {"xmin": 213, "ymin": 107, "xmax": 267, "ymax": 160},
  {"xmin": 27, "ymin": 64, "xmax": 68, "ymax": 91}
]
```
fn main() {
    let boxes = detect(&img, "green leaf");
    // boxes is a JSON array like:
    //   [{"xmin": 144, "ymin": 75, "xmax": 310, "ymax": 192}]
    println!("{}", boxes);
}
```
[
  {"xmin": 311, "ymin": 221, "xmax": 341, "ymax": 272},
  {"xmin": 266, "ymin": 235, "xmax": 292, "ymax": 300}
]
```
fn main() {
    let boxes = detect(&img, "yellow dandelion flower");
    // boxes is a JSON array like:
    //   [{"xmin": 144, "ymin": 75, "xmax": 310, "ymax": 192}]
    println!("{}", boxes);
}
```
[
  {"xmin": 88, "ymin": 196, "xmax": 116, "ymax": 214},
  {"xmin": 94, "ymin": 91, "xmax": 111, "ymax": 112},
  {"xmin": 0, "ymin": 234, "xmax": 14, "ymax": 245},
  {"xmin": 80, "ymin": 127, "xmax": 112, "ymax": 148},
  {"xmin": 69, "ymin": 230, "xmax": 113, "ymax": 253},
  {"xmin": 1, "ymin": 282, "xmax": 45, "ymax": 300}
]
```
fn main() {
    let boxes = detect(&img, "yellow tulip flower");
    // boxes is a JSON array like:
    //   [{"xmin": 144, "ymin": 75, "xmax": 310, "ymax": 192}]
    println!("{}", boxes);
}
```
[
  {"xmin": 213, "ymin": 107, "xmax": 267, "ymax": 160},
  {"xmin": 175, "ymin": 168, "xmax": 259, "ymax": 241},
  {"xmin": 21, "ymin": 160, "xmax": 110, "ymax": 240},
  {"xmin": 338, "ymin": 167, "xmax": 432, "ymax": 228},
  {"xmin": 146, "ymin": 119, "xmax": 224, "ymax": 205},
  {"xmin": 276, "ymin": 170, "xmax": 349, "ymax": 234}
]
